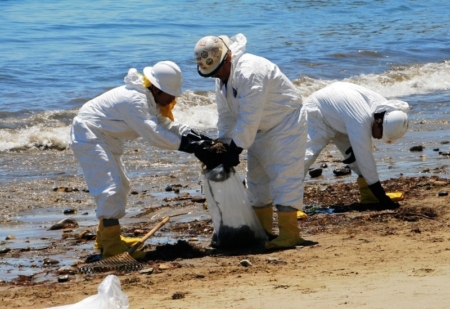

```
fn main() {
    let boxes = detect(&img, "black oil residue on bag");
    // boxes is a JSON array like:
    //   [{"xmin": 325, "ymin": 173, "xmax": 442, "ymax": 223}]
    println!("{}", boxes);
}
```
[{"xmin": 211, "ymin": 225, "xmax": 259, "ymax": 248}]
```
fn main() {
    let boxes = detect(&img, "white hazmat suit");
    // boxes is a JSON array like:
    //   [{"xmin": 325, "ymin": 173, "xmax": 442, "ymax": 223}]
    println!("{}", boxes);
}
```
[
  {"xmin": 216, "ymin": 33, "xmax": 307, "ymax": 209},
  {"xmin": 70, "ymin": 68, "xmax": 191, "ymax": 219},
  {"xmin": 303, "ymin": 81, "xmax": 410, "ymax": 185}
]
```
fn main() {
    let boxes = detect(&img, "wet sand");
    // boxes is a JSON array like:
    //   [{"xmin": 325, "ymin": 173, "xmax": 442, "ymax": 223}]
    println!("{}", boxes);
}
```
[
  {"xmin": 2, "ymin": 149, "xmax": 450, "ymax": 308},
  {"xmin": 2, "ymin": 120, "xmax": 450, "ymax": 284},
  {"xmin": 2, "ymin": 123, "xmax": 450, "ymax": 308}
]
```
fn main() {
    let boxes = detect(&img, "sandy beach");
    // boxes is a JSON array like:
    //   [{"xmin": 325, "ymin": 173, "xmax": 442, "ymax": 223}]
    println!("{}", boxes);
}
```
[{"xmin": 1, "ymin": 139, "xmax": 450, "ymax": 308}]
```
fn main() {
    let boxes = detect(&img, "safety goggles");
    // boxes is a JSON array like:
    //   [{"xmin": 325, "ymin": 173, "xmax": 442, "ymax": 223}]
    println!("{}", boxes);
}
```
[
  {"xmin": 197, "ymin": 51, "xmax": 229, "ymax": 78},
  {"xmin": 197, "ymin": 37, "xmax": 230, "ymax": 78}
]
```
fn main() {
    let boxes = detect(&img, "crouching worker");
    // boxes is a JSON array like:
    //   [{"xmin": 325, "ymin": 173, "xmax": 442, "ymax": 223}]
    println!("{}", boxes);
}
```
[
  {"xmin": 303, "ymin": 82, "xmax": 409, "ymax": 209},
  {"xmin": 194, "ymin": 33, "xmax": 308, "ymax": 250},
  {"xmin": 70, "ymin": 61, "xmax": 213, "ymax": 259}
]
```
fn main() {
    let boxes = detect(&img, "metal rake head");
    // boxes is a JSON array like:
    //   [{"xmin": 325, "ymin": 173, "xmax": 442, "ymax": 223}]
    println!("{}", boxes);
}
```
[
  {"xmin": 78, "ymin": 252, "xmax": 144, "ymax": 274},
  {"xmin": 78, "ymin": 216, "xmax": 170, "ymax": 274}
]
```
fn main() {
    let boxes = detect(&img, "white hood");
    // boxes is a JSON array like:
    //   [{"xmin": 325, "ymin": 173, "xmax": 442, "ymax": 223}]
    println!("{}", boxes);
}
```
[{"xmin": 371, "ymin": 99, "xmax": 410, "ymax": 114}]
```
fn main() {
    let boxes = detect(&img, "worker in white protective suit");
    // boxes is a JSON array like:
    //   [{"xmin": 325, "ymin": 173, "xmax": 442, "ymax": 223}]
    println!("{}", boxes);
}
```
[
  {"xmin": 70, "ymin": 61, "xmax": 214, "ymax": 259},
  {"xmin": 303, "ymin": 81, "xmax": 410, "ymax": 209},
  {"xmin": 194, "ymin": 33, "xmax": 308, "ymax": 250}
]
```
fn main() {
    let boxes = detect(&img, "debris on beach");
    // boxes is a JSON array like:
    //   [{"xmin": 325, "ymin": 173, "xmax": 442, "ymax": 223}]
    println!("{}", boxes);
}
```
[
  {"xmin": 438, "ymin": 190, "xmax": 448, "ymax": 196},
  {"xmin": 52, "ymin": 186, "xmax": 80, "ymax": 192},
  {"xmin": 309, "ymin": 168, "xmax": 323, "ymax": 178},
  {"xmin": 0, "ymin": 248, "xmax": 11, "ymax": 254},
  {"xmin": 172, "ymin": 291, "xmax": 187, "ymax": 300},
  {"xmin": 144, "ymin": 240, "xmax": 205, "ymax": 261},
  {"xmin": 333, "ymin": 167, "xmax": 351, "ymax": 176},
  {"xmin": 48, "ymin": 218, "xmax": 79, "ymax": 230},
  {"xmin": 240, "ymin": 259, "xmax": 252, "ymax": 267},
  {"xmin": 79, "ymin": 229, "xmax": 96, "ymax": 240},
  {"xmin": 43, "ymin": 258, "xmax": 59, "ymax": 266},
  {"xmin": 410, "ymin": 145, "xmax": 424, "ymax": 152},
  {"xmin": 63, "ymin": 208, "xmax": 77, "ymax": 215},
  {"xmin": 57, "ymin": 274, "xmax": 69, "ymax": 283},
  {"xmin": 2, "ymin": 175, "xmax": 450, "ymax": 285}
]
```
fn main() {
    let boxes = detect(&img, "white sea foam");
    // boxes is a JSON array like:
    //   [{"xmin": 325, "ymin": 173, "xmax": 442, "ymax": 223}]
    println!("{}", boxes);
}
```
[
  {"xmin": 1, "ymin": 61, "xmax": 449, "ymax": 152},
  {"xmin": 0, "ymin": 126, "xmax": 71, "ymax": 152},
  {"xmin": 349, "ymin": 61, "xmax": 450, "ymax": 98},
  {"xmin": 295, "ymin": 61, "xmax": 450, "ymax": 99},
  {"xmin": 0, "ymin": 91, "xmax": 218, "ymax": 153},
  {"xmin": 175, "ymin": 90, "xmax": 218, "ymax": 130}
]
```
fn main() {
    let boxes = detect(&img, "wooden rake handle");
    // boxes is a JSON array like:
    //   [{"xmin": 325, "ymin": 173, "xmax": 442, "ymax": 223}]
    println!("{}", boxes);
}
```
[{"xmin": 128, "ymin": 216, "xmax": 170, "ymax": 254}]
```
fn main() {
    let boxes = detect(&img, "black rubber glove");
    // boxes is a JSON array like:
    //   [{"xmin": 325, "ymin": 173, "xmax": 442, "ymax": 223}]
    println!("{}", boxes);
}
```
[
  {"xmin": 178, "ymin": 130, "xmax": 213, "ymax": 154},
  {"xmin": 342, "ymin": 147, "xmax": 356, "ymax": 164},
  {"xmin": 222, "ymin": 140, "xmax": 243, "ymax": 170},
  {"xmin": 368, "ymin": 181, "xmax": 400, "ymax": 209},
  {"xmin": 191, "ymin": 129, "xmax": 213, "ymax": 142},
  {"xmin": 194, "ymin": 145, "xmax": 224, "ymax": 170}
]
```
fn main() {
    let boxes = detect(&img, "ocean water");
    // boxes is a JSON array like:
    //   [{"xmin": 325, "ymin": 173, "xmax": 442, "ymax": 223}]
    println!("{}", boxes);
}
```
[{"xmin": 1, "ymin": 0, "xmax": 450, "ymax": 168}]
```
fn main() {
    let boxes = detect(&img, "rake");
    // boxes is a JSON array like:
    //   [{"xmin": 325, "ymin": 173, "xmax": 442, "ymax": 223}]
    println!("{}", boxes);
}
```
[{"xmin": 78, "ymin": 216, "xmax": 170, "ymax": 274}]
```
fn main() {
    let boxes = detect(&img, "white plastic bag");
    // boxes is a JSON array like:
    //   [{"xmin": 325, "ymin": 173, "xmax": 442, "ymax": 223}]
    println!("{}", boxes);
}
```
[
  {"xmin": 203, "ymin": 165, "xmax": 267, "ymax": 248},
  {"xmin": 45, "ymin": 275, "xmax": 129, "ymax": 309}
]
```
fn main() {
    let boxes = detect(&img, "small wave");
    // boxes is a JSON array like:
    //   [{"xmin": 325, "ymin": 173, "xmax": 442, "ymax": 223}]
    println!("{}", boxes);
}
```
[
  {"xmin": 0, "ymin": 109, "xmax": 77, "ymax": 152},
  {"xmin": 0, "ymin": 109, "xmax": 77, "ymax": 130},
  {"xmin": 294, "ymin": 61, "xmax": 450, "ymax": 98},
  {"xmin": 353, "ymin": 61, "xmax": 450, "ymax": 98},
  {"xmin": 0, "ymin": 94, "xmax": 217, "ymax": 152},
  {"xmin": 175, "ymin": 90, "xmax": 218, "ymax": 129},
  {"xmin": 0, "ymin": 125, "xmax": 71, "ymax": 152}
]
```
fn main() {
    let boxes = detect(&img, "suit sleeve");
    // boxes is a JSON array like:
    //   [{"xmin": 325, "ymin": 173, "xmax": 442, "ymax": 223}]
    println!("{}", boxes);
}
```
[{"xmin": 121, "ymin": 93, "xmax": 191, "ymax": 150}]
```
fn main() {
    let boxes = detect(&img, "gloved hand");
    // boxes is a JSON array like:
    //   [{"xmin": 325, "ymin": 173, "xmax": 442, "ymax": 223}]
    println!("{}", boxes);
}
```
[
  {"xmin": 178, "ymin": 129, "xmax": 213, "ymax": 154},
  {"xmin": 194, "ymin": 142, "xmax": 225, "ymax": 170},
  {"xmin": 191, "ymin": 129, "xmax": 213, "ymax": 142},
  {"xmin": 343, "ymin": 147, "xmax": 356, "ymax": 164},
  {"xmin": 222, "ymin": 140, "xmax": 243, "ymax": 171},
  {"xmin": 368, "ymin": 181, "xmax": 400, "ymax": 210}
]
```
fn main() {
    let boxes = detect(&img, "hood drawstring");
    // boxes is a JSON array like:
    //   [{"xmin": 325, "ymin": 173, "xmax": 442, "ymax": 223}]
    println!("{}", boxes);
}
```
[
  {"xmin": 143, "ymin": 75, "xmax": 152, "ymax": 88},
  {"xmin": 159, "ymin": 100, "xmax": 176, "ymax": 121},
  {"xmin": 140, "ymin": 73, "xmax": 177, "ymax": 121}
]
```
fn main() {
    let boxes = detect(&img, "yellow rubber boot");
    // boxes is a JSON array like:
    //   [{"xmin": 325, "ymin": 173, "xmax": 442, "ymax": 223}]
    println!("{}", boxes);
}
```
[
  {"xmin": 120, "ymin": 235, "xmax": 141, "ymax": 248},
  {"xmin": 94, "ymin": 220, "xmax": 103, "ymax": 249},
  {"xmin": 94, "ymin": 220, "xmax": 140, "ymax": 249},
  {"xmin": 357, "ymin": 177, "xmax": 379, "ymax": 204},
  {"xmin": 101, "ymin": 225, "xmax": 146, "ymax": 259},
  {"xmin": 253, "ymin": 206, "xmax": 275, "ymax": 238},
  {"xmin": 265, "ymin": 211, "xmax": 304, "ymax": 250}
]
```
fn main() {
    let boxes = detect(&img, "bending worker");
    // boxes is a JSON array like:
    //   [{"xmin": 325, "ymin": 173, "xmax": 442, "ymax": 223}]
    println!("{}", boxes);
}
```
[
  {"xmin": 194, "ymin": 33, "xmax": 308, "ymax": 250},
  {"xmin": 303, "ymin": 81, "xmax": 409, "ymax": 208},
  {"xmin": 70, "ymin": 61, "xmax": 212, "ymax": 259}
]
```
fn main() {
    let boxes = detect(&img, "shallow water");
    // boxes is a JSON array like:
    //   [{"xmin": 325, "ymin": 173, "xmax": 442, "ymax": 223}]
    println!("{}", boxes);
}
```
[{"xmin": 1, "ymin": 138, "xmax": 449, "ymax": 283}]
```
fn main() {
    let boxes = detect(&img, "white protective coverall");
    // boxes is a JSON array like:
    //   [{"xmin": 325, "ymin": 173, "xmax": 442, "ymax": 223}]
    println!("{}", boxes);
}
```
[
  {"xmin": 216, "ymin": 33, "xmax": 307, "ymax": 209},
  {"xmin": 70, "ymin": 68, "xmax": 191, "ymax": 219},
  {"xmin": 303, "ymin": 81, "xmax": 409, "ymax": 185}
]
